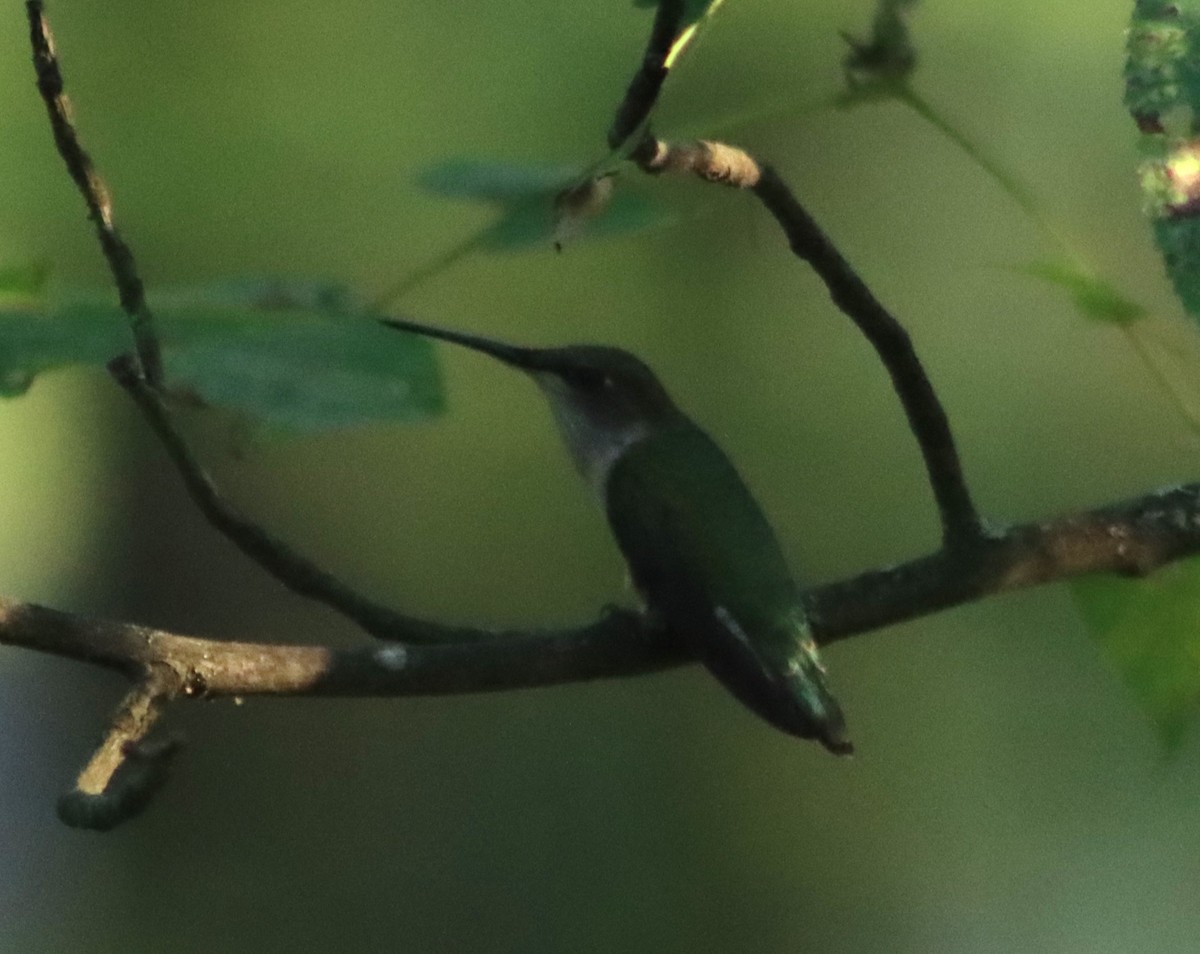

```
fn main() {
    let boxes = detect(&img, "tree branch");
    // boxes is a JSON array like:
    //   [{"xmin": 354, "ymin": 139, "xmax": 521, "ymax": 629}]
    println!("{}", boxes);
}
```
[
  {"xmin": 108, "ymin": 356, "xmax": 488, "ymax": 646},
  {"xmin": 632, "ymin": 137, "xmax": 982, "ymax": 549},
  {"xmin": 4, "ymin": 595, "xmax": 663, "ymax": 830},
  {"xmin": 607, "ymin": 0, "xmax": 686, "ymax": 151},
  {"xmin": 752, "ymin": 162, "xmax": 979, "ymax": 546},
  {"xmin": 812, "ymin": 482, "xmax": 1200, "ymax": 640},
  {"xmin": 610, "ymin": 5, "xmax": 974, "ymax": 546},
  {"xmin": 26, "ymin": 1, "xmax": 481, "ymax": 650},
  {"xmin": 56, "ymin": 668, "xmax": 183, "ymax": 831},
  {"xmin": 26, "ymin": 0, "xmax": 162, "ymax": 385},
  {"xmin": 0, "ymin": 598, "xmax": 667, "ymax": 697},
  {"xmin": 17, "ymin": 0, "xmax": 1188, "ymax": 830},
  {"xmin": 5, "ymin": 479, "xmax": 1199, "ymax": 697}
]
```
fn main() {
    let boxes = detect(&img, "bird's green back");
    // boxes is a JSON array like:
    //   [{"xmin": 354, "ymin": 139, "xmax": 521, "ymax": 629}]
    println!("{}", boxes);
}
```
[
  {"xmin": 604, "ymin": 422, "xmax": 802, "ymax": 661},
  {"xmin": 604, "ymin": 420, "xmax": 850, "ymax": 751}
]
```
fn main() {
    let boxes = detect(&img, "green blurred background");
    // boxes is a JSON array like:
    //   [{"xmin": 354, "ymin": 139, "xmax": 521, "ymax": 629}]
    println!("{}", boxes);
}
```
[{"xmin": 2, "ymin": 1, "xmax": 1199, "ymax": 951}]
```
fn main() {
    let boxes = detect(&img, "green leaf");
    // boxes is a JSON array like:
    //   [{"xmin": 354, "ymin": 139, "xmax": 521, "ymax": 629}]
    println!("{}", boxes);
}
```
[
  {"xmin": 1125, "ymin": 3, "xmax": 1200, "ymax": 323},
  {"xmin": 1125, "ymin": 1, "xmax": 1200, "ymax": 128},
  {"xmin": 0, "ymin": 278, "xmax": 444, "ymax": 432},
  {"xmin": 414, "ymin": 159, "xmax": 674, "ymax": 253},
  {"xmin": 0, "ymin": 261, "xmax": 49, "ymax": 299},
  {"xmin": 1016, "ymin": 260, "xmax": 1148, "ymax": 326},
  {"xmin": 0, "ymin": 305, "xmax": 119, "ymax": 397},
  {"xmin": 481, "ymin": 186, "xmax": 673, "ymax": 252},
  {"xmin": 1072, "ymin": 562, "xmax": 1200, "ymax": 750},
  {"xmin": 416, "ymin": 160, "xmax": 575, "ymax": 204},
  {"xmin": 1151, "ymin": 211, "xmax": 1200, "ymax": 318}
]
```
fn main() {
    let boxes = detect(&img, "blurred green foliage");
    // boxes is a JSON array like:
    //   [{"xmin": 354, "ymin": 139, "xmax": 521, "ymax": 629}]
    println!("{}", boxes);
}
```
[
  {"xmin": 1127, "ymin": 1, "xmax": 1200, "ymax": 319},
  {"xmin": 0, "ymin": 277, "xmax": 443, "ymax": 431},
  {"xmin": 1016, "ymin": 261, "xmax": 1147, "ymax": 326},
  {"xmin": 408, "ymin": 159, "xmax": 672, "ymax": 261},
  {"xmin": 1073, "ymin": 559, "xmax": 1200, "ymax": 750},
  {"xmin": 1, "ymin": 1, "xmax": 1199, "ymax": 953}
]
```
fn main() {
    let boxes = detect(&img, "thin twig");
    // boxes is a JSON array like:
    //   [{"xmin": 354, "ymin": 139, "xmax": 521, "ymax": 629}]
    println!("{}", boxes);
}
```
[
  {"xmin": 27, "ymin": 1, "xmax": 448, "ymax": 650},
  {"xmin": 608, "ymin": 0, "xmax": 685, "ymax": 150},
  {"xmin": 109, "ymin": 356, "xmax": 491, "ymax": 645},
  {"xmin": 56, "ymin": 665, "xmax": 183, "ymax": 831},
  {"xmin": 751, "ymin": 162, "xmax": 980, "ymax": 546},
  {"xmin": 635, "ymin": 137, "xmax": 761, "ymax": 186},
  {"xmin": 634, "ymin": 137, "xmax": 982, "ymax": 548},
  {"xmin": 26, "ymin": 0, "xmax": 163, "ymax": 385},
  {"xmin": 614, "ymin": 0, "xmax": 970, "ymax": 547}
]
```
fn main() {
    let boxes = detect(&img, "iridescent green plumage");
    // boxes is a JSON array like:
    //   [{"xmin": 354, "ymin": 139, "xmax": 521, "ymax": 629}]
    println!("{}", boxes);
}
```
[
  {"xmin": 605, "ymin": 423, "xmax": 849, "ymax": 753},
  {"xmin": 381, "ymin": 317, "xmax": 851, "ymax": 753}
]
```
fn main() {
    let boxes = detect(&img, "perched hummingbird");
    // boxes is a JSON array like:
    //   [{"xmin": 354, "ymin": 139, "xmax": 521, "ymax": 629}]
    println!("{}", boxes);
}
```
[{"xmin": 382, "ymin": 317, "xmax": 852, "ymax": 755}]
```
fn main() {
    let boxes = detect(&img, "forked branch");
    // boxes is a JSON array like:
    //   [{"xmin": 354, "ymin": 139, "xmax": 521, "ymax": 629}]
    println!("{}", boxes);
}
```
[
  {"xmin": 5, "ymin": 479, "xmax": 1200, "ymax": 688},
  {"xmin": 8, "ymin": 0, "xmax": 1190, "ymax": 833}
]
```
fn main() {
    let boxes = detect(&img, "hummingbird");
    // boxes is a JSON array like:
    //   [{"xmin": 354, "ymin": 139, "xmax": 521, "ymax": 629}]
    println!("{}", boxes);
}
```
[{"xmin": 381, "ymin": 317, "xmax": 852, "ymax": 755}]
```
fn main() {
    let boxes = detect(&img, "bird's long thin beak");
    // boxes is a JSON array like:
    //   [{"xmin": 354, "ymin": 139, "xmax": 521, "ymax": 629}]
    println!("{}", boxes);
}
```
[{"xmin": 381, "ymin": 316, "xmax": 548, "ymax": 373}]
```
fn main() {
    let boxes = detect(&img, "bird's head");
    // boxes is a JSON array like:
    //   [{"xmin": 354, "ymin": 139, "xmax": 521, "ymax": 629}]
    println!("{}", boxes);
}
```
[{"xmin": 382, "ymin": 318, "xmax": 683, "ymax": 491}]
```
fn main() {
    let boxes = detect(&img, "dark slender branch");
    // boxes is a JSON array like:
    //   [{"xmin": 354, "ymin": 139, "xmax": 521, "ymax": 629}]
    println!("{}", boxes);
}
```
[
  {"xmin": 612, "ymin": 3, "xmax": 975, "ymax": 543},
  {"xmin": 634, "ymin": 138, "xmax": 982, "ymax": 549},
  {"xmin": 813, "ymin": 483, "xmax": 1200, "ymax": 639},
  {"xmin": 26, "ymin": 0, "xmax": 163, "ymax": 385},
  {"xmin": 6, "ymin": 481, "xmax": 1200, "ymax": 694},
  {"xmin": 25, "ymin": 1, "xmax": 468, "ymax": 651},
  {"xmin": 108, "ymin": 356, "xmax": 491, "ymax": 646},
  {"xmin": 752, "ymin": 163, "xmax": 979, "ymax": 546},
  {"xmin": 607, "ymin": 0, "xmax": 686, "ymax": 150}
]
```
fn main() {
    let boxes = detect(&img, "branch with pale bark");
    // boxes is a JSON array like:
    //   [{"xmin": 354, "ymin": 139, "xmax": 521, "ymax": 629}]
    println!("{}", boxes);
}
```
[
  {"xmin": 7, "ymin": 481, "xmax": 1200, "ymax": 823},
  {"xmin": 7, "ymin": 1, "xmax": 1191, "ymax": 830}
]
